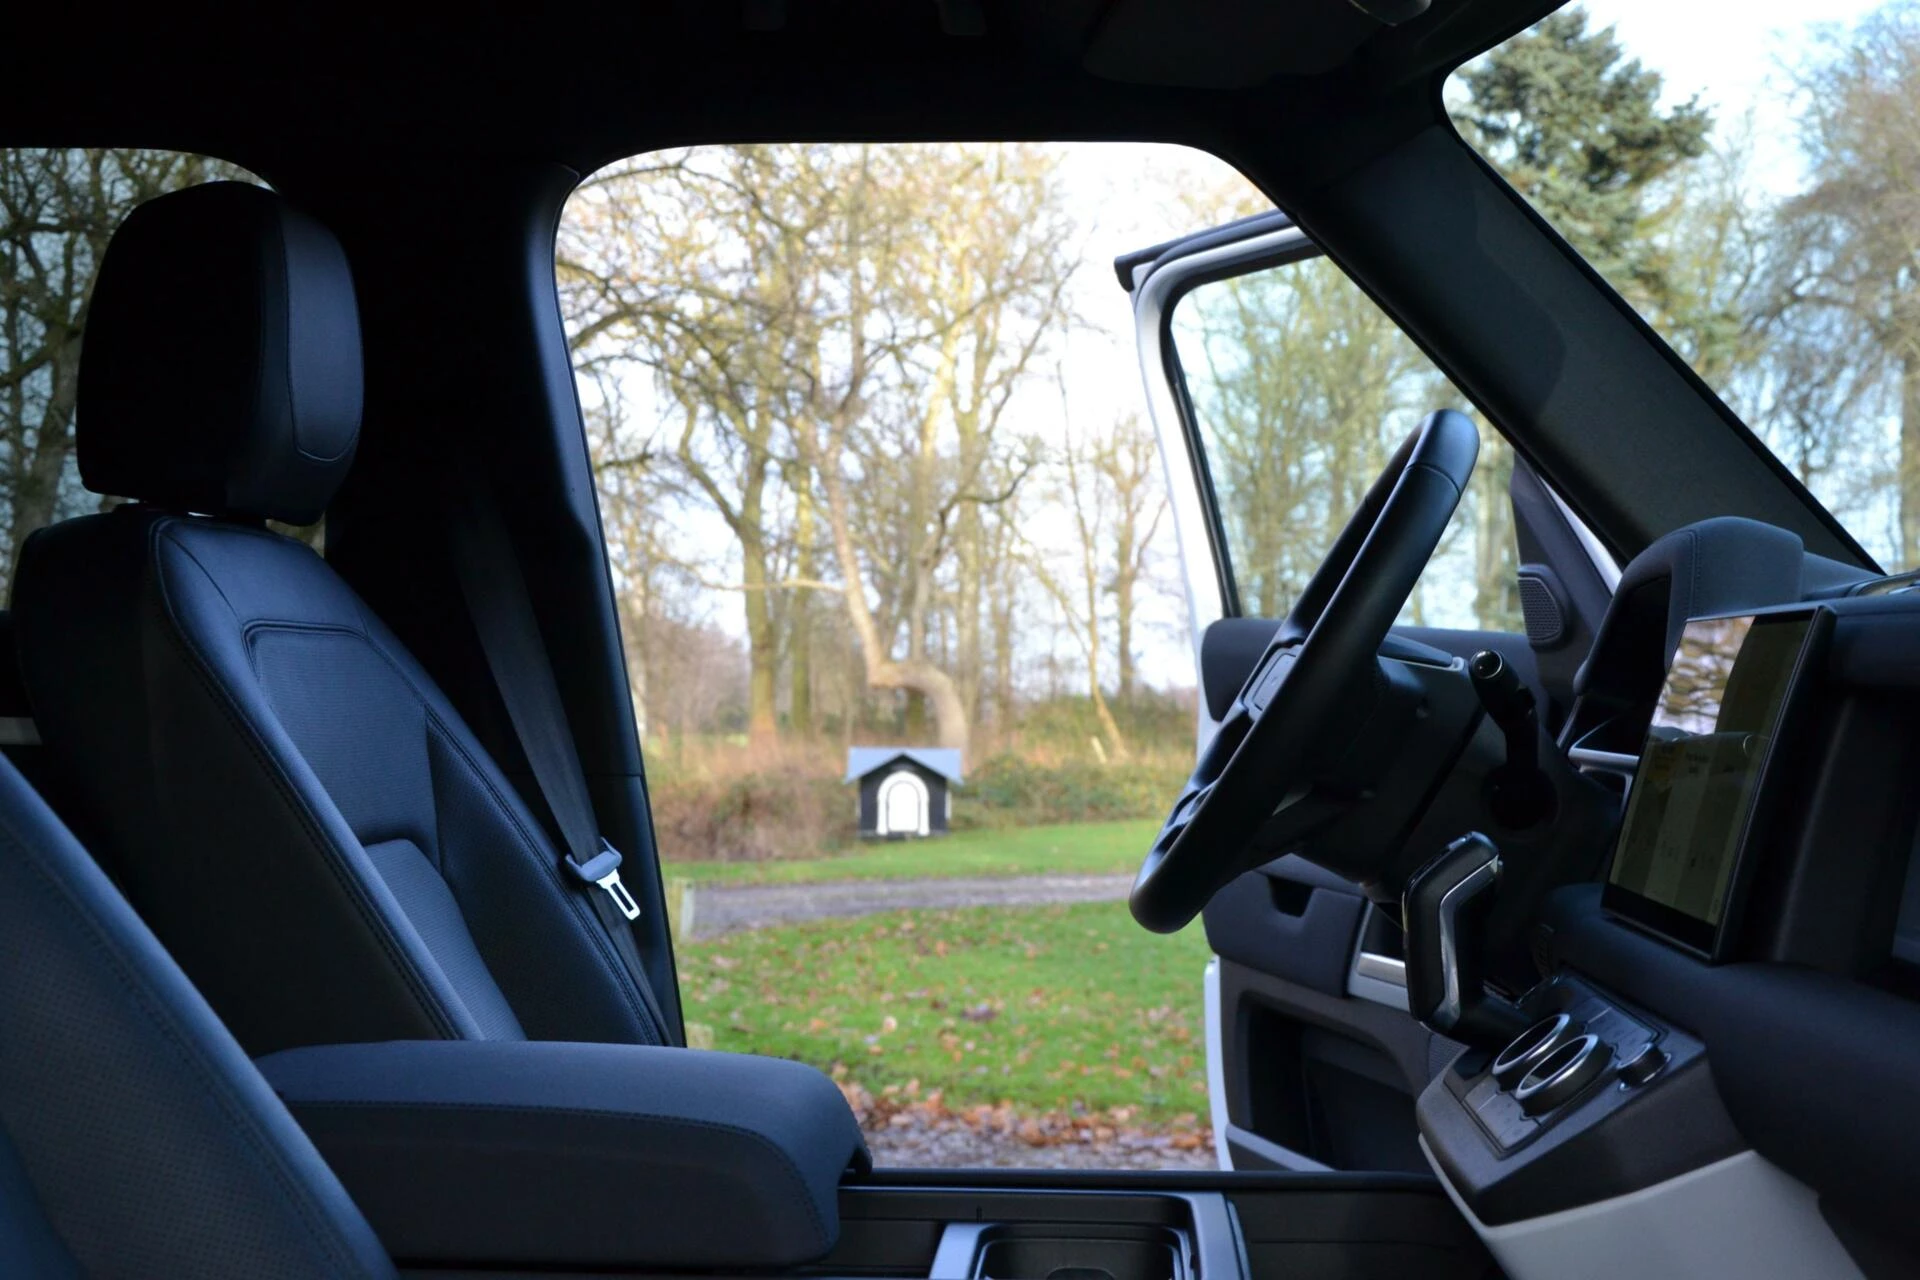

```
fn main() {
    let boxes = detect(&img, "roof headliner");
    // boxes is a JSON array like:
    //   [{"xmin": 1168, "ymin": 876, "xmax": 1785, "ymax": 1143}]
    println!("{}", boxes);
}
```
[{"xmin": 0, "ymin": 1, "xmax": 1547, "ymax": 180}]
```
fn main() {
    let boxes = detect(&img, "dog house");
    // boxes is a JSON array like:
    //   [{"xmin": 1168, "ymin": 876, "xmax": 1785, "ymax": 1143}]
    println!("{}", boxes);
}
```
[{"xmin": 845, "ymin": 747, "xmax": 962, "ymax": 839}]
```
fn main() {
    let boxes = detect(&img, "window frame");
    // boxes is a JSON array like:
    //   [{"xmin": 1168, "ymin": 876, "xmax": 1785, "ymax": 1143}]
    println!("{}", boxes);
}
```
[{"xmin": 1130, "ymin": 212, "xmax": 1618, "ymax": 654}]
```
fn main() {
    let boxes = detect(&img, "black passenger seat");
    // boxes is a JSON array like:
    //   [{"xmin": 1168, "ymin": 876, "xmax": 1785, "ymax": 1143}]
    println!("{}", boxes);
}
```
[{"xmin": 12, "ymin": 181, "xmax": 669, "ymax": 1056}]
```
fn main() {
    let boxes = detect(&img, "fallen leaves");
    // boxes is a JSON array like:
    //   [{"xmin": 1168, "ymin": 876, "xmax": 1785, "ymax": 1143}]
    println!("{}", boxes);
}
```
[
  {"xmin": 683, "ymin": 900, "xmax": 1214, "ymax": 1124},
  {"xmin": 834, "ymin": 1080, "xmax": 1212, "ymax": 1160}
]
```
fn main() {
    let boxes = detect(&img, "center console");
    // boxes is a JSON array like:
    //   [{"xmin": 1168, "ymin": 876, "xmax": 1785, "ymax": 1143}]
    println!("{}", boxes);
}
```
[
  {"xmin": 259, "ymin": 1039, "xmax": 1492, "ymax": 1279},
  {"xmin": 1416, "ymin": 580, "xmax": 1920, "ymax": 1279},
  {"xmin": 826, "ymin": 1172, "xmax": 1488, "ymax": 1280},
  {"xmin": 1417, "ymin": 971, "xmax": 1731, "ymax": 1227}
]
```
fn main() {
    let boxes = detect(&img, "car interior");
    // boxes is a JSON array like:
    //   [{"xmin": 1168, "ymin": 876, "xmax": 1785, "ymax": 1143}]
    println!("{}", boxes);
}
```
[{"xmin": 1, "ymin": 1, "xmax": 1917, "ymax": 1278}]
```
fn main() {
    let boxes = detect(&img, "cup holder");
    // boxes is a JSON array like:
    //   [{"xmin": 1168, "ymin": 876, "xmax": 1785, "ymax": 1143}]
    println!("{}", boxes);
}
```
[
  {"xmin": 972, "ymin": 1226, "xmax": 1187, "ymax": 1280},
  {"xmin": 1513, "ymin": 1032, "xmax": 1613, "ymax": 1116},
  {"xmin": 1490, "ymin": 1012, "xmax": 1580, "ymax": 1090}
]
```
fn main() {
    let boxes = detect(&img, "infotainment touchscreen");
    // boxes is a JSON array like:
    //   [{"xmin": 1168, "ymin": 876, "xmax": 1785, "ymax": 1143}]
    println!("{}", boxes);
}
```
[{"xmin": 1602, "ymin": 609, "xmax": 1826, "ymax": 958}]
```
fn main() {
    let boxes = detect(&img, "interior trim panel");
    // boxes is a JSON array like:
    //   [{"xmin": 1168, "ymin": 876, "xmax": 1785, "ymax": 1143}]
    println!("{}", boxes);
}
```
[{"xmin": 1424, "ymin": 1144, "xmax": 1863, "ymax": 1280}]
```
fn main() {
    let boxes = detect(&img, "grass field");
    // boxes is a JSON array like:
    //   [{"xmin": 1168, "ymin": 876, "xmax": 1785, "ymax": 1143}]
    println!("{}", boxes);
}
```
[
  {"xmin": 663, "ymin": 819, "xmax": 1158, "ymax": 886},
  {"xmin": 679, "ymin": 899, "xmax": 1212, "ymax": 1124}
]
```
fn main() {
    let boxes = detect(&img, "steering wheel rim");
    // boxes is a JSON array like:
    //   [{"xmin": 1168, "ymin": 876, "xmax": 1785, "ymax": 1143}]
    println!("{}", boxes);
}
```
[{"xmin": 1130, "ymin": 409, "xmax": 1480, "ymax": 933}]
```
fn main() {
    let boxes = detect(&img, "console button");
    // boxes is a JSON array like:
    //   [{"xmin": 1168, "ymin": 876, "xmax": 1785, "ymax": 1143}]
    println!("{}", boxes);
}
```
[
  {"xmin": 1513, "ymin": 1033, "xmax": 1614, "ymax": 1116},
  {"xmin": 1616, "ymin": 1042, "xmax": 1667, "ymax": 1087}
]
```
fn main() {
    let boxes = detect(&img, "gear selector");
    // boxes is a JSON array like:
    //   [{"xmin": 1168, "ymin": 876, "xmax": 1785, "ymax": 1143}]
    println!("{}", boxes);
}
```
[{"xmin": 1403, "ymin": 832, "xmax": 1527, "ymax": 1046}]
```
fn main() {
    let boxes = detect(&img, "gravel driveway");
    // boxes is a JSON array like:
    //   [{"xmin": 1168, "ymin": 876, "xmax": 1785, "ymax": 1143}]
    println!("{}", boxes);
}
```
[
  {"xmin": 682, "ymin": 873, "xmax": 1133, "ymax": 939},
  {"xmin": 861, "ymin": 1118, "xmax": 1217, "ymax": 1170}
]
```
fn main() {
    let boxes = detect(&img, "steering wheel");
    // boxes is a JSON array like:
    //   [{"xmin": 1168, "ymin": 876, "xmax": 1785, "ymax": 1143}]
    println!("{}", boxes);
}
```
[{"xmin": 1131, "ymin": 409, "xmax": 1480, "ymax": 933}]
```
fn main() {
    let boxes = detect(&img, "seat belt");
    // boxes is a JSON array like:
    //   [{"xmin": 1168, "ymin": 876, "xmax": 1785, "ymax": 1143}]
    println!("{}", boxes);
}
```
[{"xmin": 446, "ymin": 473, "xmax": 675, "ymax": 1045}]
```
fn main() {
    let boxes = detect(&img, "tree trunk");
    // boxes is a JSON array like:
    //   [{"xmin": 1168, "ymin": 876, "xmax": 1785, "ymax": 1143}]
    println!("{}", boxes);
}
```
[
  {"xmin": 1472, "ymin": 435, "xmax": 1515, "ymax": 628},
  {"xmin": 1088, "ymin": 669, "xmax": 1127, "ymax": 762},
  {"xmin": 740, "ymin": 530, "xmax": 779, "ymax": 746},
  {"xmin": 789, "ymin": 476, "xmax": 816, "ymax": 738},
  {"xmin": 1113, "ymin": 556, "xmax": 1137, "ymax": 703},
  {"xmin": 1080, "ymin": 560, "xmax": 1127, "ymax": 761},
  {"xmin": 955, "ymin": 502, "xmax": 983, "ymax": 727},
  {"xmin": 817, "ymin": 433, "xmax": 972, "ymax": 756},
  {"xmin": 8, "ymin": 332, "xmax": 79, "ymax": 549},
  {"xmin": 616, "ymin": 581, "xmax": 650, "ymax": 742},
  {"xmin": 992, "ymin": 568, "xmax": 1015, "ymax": 734},
  {"xmin": 1903, "ymin": 352, "xmax": 1920, "ymax": 570}
]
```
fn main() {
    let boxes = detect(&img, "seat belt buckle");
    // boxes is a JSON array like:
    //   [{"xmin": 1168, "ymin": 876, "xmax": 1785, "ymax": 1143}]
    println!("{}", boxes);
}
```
[{"xmin": 567, "ymin": 839, "xmax": 642, "ymax": 922}]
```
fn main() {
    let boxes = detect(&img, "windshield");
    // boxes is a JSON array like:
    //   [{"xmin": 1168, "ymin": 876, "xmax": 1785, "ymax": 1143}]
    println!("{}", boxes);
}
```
[{"xmin": 1448, "ymin": 1, "xmax": 1915, "ymax": 572}]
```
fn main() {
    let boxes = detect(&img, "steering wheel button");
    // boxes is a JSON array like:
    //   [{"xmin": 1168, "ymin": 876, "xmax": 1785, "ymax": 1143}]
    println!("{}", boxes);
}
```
[{"xmin": 1247, "ymin": 653, "xmax": 1291, "ymax": 712}]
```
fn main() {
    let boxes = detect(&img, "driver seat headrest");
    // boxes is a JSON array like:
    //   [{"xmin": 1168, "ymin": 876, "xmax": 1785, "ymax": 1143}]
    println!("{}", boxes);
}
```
[{"xmin": 77, "ymin": 182, "xmax": 363, "ymax": 526}]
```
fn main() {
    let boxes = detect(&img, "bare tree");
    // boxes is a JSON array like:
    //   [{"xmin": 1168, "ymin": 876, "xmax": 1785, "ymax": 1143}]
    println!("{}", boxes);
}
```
[
  {"xmin": 1764, "ymin": 6, "xmax": 1920, "ymax": 566},
  {"xmin": 785, "ymin": 145, "xmax": 1075, "ymax": 758},
  {"xmin": 1025, "ymin": 416, "xmax": 1128, "ymax": 759},
  {"xmin": 1092, "ymin": 414, "xmax": 1166, "ymax": 704},
  {"xmin": 559, "ymin": 148, "xmax": 836, "ymax": 745}
]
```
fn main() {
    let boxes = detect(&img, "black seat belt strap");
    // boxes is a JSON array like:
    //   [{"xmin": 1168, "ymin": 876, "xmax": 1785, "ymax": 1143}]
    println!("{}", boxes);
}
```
[{"xmin": 447, "ymin": 473, "xmax": 673, "ymax": 1044}]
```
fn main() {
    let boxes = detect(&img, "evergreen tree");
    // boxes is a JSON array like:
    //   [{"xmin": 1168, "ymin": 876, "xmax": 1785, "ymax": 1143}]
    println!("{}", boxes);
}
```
[
  {"xmin": 1447, "ymin": 8, "xmax": 1720, "ymax": 613},
  {"xmin": 1455, "ymin": 8, "xmax": 1712, "ymax": 315}
]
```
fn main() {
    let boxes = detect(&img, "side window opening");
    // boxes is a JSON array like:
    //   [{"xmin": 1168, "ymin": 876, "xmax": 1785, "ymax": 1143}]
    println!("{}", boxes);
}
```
[
  {"xmin": 1168, "ymin": 247, "xmax": 1524, "ymax": 634},
  {"xmin": 559, "ymin": 142, "xmax": 1261, "ymax": 1171}
]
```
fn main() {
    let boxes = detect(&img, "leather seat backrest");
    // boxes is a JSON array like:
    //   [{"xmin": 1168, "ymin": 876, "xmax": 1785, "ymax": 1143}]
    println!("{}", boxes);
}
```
[
  {"xmin": 12, "ymin": 182, "xmax": 664, "ymax": 1055},
  {"xmin": 0, "ymin": 750, "xmax": 394, "ymax": 1278}
]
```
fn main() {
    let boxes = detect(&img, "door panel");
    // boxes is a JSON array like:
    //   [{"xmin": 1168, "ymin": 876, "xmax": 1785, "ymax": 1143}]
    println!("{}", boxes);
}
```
[
  {"xmin": 1204, "ymin": 858, "xmax": 1367, "ymax": 999},
  {"xmin": 1215, "ymin": 955, "xmax": 1453, "ymax": 1174},
  {"xmin": 1205, "ymin": 854, "xmax": 1441, "ymax": 1172},
  {"xmin": 1195, "ymin": 618, "xmax": 1467, "ymax": 1175}
]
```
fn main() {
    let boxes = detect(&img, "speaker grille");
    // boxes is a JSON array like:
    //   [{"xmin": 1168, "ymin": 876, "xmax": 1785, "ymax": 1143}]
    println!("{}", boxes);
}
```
[{"xmin": 1517, "ymin": 569, "xmax": 1567, "ymax": 648}]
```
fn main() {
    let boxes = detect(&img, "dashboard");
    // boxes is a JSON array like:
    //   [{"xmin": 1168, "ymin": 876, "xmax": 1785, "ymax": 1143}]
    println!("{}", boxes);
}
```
[{"xmin": 1416, "ymin": 517, "xmax": 1920, "ymax": 1280}]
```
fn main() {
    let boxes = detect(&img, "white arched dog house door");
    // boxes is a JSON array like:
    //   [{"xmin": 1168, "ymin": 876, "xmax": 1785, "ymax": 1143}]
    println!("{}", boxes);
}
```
[{"xmin": 875, "ymin": 769, "xmax": 930, "ymax": 837}]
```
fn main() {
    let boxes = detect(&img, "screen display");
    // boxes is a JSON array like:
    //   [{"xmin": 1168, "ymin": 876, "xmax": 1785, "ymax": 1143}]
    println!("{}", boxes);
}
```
[{"xmin": 1605, "ymin": 612, "xmax": 1815, "ymax": 953}]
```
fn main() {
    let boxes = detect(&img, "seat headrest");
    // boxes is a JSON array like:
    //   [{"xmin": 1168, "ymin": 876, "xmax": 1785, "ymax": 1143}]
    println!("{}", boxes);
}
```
[{"xmin": 78, "ymin": 182, "xmax": 362, "ymax": 525}]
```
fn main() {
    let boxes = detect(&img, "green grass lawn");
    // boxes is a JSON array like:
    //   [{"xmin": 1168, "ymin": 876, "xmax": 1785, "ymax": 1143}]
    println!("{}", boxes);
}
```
[
  {"xmin": 679, "ymin": 900, "xmax": 1212, "ymax": 1125},
  {"xmin": 664, "ymin": 819, "xmax": 1158, "ymax": 886}
]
